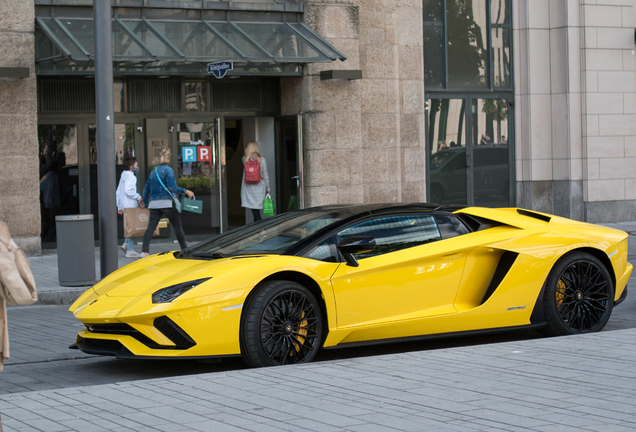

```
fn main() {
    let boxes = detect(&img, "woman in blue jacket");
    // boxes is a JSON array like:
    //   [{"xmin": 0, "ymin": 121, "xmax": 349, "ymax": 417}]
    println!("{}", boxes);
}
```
[{"xmin": 140, "ymin": 147, "xmax": 193, "ymax": 257}]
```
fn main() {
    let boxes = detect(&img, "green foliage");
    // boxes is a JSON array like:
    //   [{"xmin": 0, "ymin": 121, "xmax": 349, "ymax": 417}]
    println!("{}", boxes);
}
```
[{"xmin": 178, "ymin": 177, "xmax": 214, "ymax": 195}]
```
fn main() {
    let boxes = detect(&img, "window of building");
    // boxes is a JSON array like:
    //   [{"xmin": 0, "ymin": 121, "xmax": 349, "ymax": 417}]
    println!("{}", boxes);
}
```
[{"xmin": 423, "ymin": 0, "xmax": 511, "ymax": 90}]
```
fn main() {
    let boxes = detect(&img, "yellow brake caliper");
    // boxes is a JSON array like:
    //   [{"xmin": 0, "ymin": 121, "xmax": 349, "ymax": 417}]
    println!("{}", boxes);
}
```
[
  {"xmin": 556, "ymin": 279, "xmax": 566, "ymax": 307},
  {"xmin": 293, "ymin": 312, "xmax": 308, "ymax": 354}
]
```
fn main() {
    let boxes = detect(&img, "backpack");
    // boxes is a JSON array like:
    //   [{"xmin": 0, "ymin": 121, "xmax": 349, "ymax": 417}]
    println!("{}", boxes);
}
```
[{"xmin": 244, "ymin": 158, "xmax": 261, "ymax": 184}]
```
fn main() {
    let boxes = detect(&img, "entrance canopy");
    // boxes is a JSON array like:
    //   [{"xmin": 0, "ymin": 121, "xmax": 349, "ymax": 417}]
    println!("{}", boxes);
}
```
[{"xmin": 36, "ymin": 17, "xmax": 346, "ymax": 76}]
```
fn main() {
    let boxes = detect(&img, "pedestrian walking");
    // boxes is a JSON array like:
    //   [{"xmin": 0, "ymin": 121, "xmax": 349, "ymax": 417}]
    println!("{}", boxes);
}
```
[
  {"xmin": 241, "ymin": 141, "xmax": 270, "ymax": 222},
  {"xmin": 140, "ymin": 148, "xmax": 193, "ymax": 257},
  {"xmin": 0, "ymin": 220, "xmax": 38, "ymax": 431},
  {"xmin": 116, "ymin": 157, "xmax": 144, "ymax": 257}
]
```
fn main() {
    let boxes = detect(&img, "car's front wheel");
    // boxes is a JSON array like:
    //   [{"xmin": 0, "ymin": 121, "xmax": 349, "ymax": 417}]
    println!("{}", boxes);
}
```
[
  {"xmin": 240, "ymin": 280, "xmax": 323, "ymax": 367},
  {"xmin": 541, "ymin": 252, "xmax": 614, "ymax": 336}
]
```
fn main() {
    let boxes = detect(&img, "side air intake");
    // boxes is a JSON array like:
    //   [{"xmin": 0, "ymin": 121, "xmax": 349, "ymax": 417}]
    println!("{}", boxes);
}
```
[{"xmin": 481, "ymin": 252, "xmax": 519, "ymax": 305}]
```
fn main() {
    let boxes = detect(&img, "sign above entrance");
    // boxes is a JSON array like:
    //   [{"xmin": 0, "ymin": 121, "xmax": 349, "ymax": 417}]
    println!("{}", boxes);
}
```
[
  {"xmin": 207, "ymin": 62, "xmax": 233, "ymax": 79},
  {"xmin": 147, "ymin": 138, "xmax": 168, "ymax": 166}
]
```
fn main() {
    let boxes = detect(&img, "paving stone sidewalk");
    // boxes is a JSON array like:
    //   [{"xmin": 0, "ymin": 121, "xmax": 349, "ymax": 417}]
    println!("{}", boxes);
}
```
[{"xmin": 1, "ymin": 328, "xmax": 636, "ymax": 432}]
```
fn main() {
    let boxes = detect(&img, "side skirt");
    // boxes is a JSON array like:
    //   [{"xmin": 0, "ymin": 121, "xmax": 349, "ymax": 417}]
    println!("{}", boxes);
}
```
[{"xmin": 323, "ymin": 323, "xmax": 547, "ymax": 350}]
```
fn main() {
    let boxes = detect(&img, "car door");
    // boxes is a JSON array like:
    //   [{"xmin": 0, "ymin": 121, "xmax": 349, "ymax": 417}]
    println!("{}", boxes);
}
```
[{"xmin": 330, "ymin": 213, "xmax": 474, "ymax": 329}]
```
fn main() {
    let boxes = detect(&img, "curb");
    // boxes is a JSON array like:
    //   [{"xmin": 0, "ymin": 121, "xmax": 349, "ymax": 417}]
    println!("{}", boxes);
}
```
[{"xmin": 36, "ymin": 289, "xmax": 86, "ymax": 306}]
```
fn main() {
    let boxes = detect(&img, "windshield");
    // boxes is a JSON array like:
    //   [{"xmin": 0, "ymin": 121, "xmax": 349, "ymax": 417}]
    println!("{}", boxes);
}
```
[
  {"xmin": 183, "ymin": 209, "xmax": 355, "ymax": 258},
  {"xmin": 430, "ymin": 150, "xmax": 460, "ymax": 169}
]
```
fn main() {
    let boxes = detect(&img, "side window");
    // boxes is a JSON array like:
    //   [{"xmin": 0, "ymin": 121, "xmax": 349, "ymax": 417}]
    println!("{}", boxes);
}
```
[
  {"xmin": 434, "ymin": 215, "xmax": 470, "ymax": 239},
  {"xmin": 305, "ymin": 236, "xmax": 338, "ymax": 263},
  {"xmin": 337, "ymin": 214, "xmax": 442, "ymax": 260}
]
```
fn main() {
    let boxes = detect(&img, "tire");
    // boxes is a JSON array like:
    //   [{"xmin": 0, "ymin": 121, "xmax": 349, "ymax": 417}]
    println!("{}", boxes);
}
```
[
  {"xmin": 541, "ymin": 252, "xmax": 614, "ymax": 336},
  {"xmin": 240, "ymin": 280, "xmax": 323, "ymax": 367}
]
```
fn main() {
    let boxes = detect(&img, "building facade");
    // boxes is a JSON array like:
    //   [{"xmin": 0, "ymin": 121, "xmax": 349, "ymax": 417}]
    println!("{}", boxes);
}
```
[{"xmin": 0, "ymin": 0, "xmax": 635, "ymax": 255}]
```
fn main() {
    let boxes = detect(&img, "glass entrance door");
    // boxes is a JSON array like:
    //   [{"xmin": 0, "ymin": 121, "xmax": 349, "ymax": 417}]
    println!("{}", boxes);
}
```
[
  {"xmin": 175, "ymin": 119, "xmax": 223, "ymax": 239},
  {"xmin": 427, "ymin": 95, "xmax": 512, "ymax": 207},
  {"xmin": 89, "ymin": 123, "xmax": 136, "ymax": 240},
  {"xmin": 275, "ymin": 115, "xmax": 303, "ymax": 212}
]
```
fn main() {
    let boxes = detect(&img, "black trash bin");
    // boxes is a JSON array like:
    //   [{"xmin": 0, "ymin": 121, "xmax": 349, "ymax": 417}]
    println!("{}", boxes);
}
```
[{"xmin": 56, "ymin": 215, "xmax": 96, "ymax": 287}]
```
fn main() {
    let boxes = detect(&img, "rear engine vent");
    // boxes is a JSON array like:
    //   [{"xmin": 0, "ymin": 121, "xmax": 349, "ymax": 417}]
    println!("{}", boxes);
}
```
[
  {"xmin": 517, "ymin": 209, "xmax": 551, "ymax": 223},
  {"xmin": 154, "ymin": 316, "xmax": 196, "ymax": 349},
  {"xmin": 481, "ymin": 252, "xmax": 519, "ymax": 305}
]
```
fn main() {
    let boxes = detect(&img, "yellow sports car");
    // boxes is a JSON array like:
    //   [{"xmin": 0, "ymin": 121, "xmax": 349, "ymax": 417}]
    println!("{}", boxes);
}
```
[{"xmin": 69, "ymin": 204, "xmax": 631, "ymax": 367}]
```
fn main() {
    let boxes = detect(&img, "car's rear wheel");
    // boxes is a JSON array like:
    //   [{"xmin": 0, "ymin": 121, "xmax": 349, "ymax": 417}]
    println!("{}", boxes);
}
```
[
  {"xmin": 240, "ymin": 281, "xmax": 322, "ymax": 367},
  {"xmin": 541, "ymin": 252, "xmax": 614, "ymax": 336}
]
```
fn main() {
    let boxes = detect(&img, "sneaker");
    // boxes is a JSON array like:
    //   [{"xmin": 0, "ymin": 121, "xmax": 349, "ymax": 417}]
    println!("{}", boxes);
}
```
[
  {"xmin": 119, "ymin": 243, "xmax": 127, "ymax": 253},
  {"xmin": 125, "ymin": 250, "xmax": 140, "ymax": 258},
  {"xmin": 139, "ymin": 252, "xmax": 150, "ymax": 258}
]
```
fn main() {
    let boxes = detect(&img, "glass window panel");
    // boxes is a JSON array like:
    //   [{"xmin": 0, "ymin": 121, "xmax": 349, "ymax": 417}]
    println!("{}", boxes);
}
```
[
  {"xmin": 208, "ymin": 22, "xmax": 270, "ymax": 60},
  {"xmin": 472, "ymin": 98, "xmax": 509, "ymax": 207},
  {"xmin": 121, "ymin": 20, "xmax": 182, "ymax": 59},
  {"xmin": 423, "ymin": 0, "xmax": 443, "ymax": 22},
  {"xmin": 288, "ymin": 23, "xmax": 342, "ymax": 59},
  {"xmin": 177, "ymin": 122, "xmax": 221, "ymax": 237},
  {"xmin": 492, "ymin": 28, "xmax": 511, "ymax": 88},
  {"xmin": 36, "ymin": 30, "xmax": 62, "ymax": 60},
  {"xmin": 149, "ymin": 21, "xmax": 239, "ymax": 60},
  {"xmin": 57, "ymin": 19, "xmax": 95, "ymax": 56},
  {"xmin": 446, "ymin": 0, "xmax": 488, "ymax": 89},
  {"xmin": 337, "ymin": 215, "xmax": 442, "ymax": 260},
  {"xmin": 428, "ymin": 99, "xmax": 467, "ymax": 205},
  {"xmin": 112, "ymin": 21, "xmax": 152, "ymax": 59},
  {"xmin": 424, "ymin": 26, "xmax": 444, "ymax": 89},
  {"xmin": 235, "ymin": 23, "xmax": 325, "ymax": 60},
  {"xmin": 185, "ymin": 81, "xmax": 207, "ymax": 112},
  {"xmin": 38, "ymin": 124, "xmax": 80, "ymax": 243},
  {"xmin": 490, "ymin": 0, "xmax": 510, "ymax": 24},
  {"xmin": 38, "ymin": 18, "xmax": 88, "ymax": 58}
]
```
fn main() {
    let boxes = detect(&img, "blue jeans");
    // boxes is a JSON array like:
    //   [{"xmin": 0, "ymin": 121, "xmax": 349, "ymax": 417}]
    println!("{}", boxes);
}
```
[{"xmin": 124, "ymin": 237, "xmax": 135, "ymax": 251}]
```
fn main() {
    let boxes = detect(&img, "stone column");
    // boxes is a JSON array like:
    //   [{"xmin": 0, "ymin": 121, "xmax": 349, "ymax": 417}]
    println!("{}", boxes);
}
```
[
  {"xmin": 514, "ymin": 0, "xmax": 636, "ymax": 223},
  {"xmin": 0, "ymin": 0, "xmax": 39, "ymax": 254},
  {"xmin": 580, "ymin": 1, "xmax": 636, "ymax": 222},
  {"xmin": 281, "ymin": 0, "xmax": 426, "ymax": 207}
]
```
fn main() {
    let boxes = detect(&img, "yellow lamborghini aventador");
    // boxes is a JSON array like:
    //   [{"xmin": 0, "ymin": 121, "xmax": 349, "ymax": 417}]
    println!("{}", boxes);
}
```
[{"xmin": 69, "ymin": 204, "xmax": 631, "ymax": 367}]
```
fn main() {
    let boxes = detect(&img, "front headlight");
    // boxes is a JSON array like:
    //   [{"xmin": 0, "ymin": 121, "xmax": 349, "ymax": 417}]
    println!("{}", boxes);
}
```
[{"xmin": 152, "ymin": 278, "xmax": 212, "ymax": 303}]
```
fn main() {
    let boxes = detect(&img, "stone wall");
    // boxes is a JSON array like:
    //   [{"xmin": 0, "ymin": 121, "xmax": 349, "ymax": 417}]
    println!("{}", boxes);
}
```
[
  {"xmin": 0, "ymin": 0, "xmax": 39, "ymax": 254},
  {"xmin": 282, "ymin": 0, "xmax": 426, "ymax": 207},
  {"xmin": 515, "ymin": 0, "xmax": 636, "ymax": 223}
]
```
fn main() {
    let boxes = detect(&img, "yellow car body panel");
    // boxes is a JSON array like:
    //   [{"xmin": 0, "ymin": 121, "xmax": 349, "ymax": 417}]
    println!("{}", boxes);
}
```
[{"xmin": 70, "ymin": 206, "xmax": 632, "ymax": 359}]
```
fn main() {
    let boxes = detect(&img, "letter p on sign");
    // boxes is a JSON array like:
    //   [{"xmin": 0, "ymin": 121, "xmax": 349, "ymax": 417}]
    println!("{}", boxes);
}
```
[
  {"xmin": 182, "ymin": 146, "xmax": 196, "ymax": 162},
  {"xmin": 198, "ymin": 146, "xmax": 211, "ymax": 162}
]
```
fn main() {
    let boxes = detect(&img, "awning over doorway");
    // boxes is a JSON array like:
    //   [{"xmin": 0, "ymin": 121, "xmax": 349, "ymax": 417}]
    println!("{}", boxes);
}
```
[{"xmin": 36, "ymin": 17, "xmax": 346, "ymax": 66}]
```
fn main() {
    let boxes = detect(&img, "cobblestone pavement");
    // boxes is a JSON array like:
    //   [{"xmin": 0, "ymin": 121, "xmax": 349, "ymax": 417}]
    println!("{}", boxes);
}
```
[{"xmin": 1, "ymin": 327, "xmax": 636, "ymax": 432}]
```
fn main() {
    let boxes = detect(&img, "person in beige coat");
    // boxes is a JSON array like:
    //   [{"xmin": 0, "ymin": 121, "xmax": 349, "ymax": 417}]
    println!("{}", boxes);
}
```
[{"xmin": 0, "ymin": 221, "xmax": 37, "ymax": 430}]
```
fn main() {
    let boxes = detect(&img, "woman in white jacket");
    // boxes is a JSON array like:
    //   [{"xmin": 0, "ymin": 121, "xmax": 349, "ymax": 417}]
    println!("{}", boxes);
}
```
[{"xmin": 116, "ymin": 157, "xmax": 144, "ymax": 257}]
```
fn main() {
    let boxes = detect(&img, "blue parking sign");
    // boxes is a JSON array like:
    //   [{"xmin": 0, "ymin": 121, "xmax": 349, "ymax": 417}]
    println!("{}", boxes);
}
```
[{"xmin": 182, "ymin": 146, "xmax": 196, "ymax": 162}]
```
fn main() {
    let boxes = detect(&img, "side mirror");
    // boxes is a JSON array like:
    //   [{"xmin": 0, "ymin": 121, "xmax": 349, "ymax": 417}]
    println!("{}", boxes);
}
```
[{"xmin": 337, "ymin": 236, "xmax": 376, "ymax": 267}]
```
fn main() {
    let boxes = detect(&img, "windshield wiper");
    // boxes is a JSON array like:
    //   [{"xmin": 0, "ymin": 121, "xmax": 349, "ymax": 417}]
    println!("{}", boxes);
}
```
[{"xmin": 189, "ymin": 252, "xmax": 227, "ymax": 259}]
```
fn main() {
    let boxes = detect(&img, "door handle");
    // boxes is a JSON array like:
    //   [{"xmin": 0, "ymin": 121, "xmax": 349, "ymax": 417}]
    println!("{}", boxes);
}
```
[{"xmin": 465, "ymin": 154, "xmax": 471, "ymax": 167}]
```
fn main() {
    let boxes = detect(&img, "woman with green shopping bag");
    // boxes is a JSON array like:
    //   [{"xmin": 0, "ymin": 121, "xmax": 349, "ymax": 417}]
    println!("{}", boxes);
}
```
[{"xmin": 240, "ymin": 141, "xmax": 270, "ymax": 222}]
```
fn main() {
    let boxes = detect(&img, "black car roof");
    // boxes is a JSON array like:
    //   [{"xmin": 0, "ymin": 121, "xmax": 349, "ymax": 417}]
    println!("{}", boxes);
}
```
[{"xmin": 307, "ymin": 203, "xmax": 467, "ymax": 216}]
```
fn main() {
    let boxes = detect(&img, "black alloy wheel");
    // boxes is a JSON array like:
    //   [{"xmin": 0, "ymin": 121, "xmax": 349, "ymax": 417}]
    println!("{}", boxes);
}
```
[
  {"xmin": 240, "ymin": 281, "xmax": 323, "ymax": 367},
  {"xmin": 541, "ymin": 252, "xmax": 614, "ymax": 336}
]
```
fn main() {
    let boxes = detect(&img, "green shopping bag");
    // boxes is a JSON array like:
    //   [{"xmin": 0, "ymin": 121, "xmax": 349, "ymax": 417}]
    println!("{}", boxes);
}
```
[
  {"xmin": 182, "ymin": 196, "xmax": 203, "ymax": 214},
  {"xmin": 263, "ymin": 193, "xmax": 275, "ymax": 217}
]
